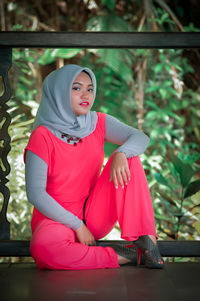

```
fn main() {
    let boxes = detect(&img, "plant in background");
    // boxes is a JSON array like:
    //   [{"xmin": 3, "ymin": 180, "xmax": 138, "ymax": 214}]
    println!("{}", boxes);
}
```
[
  {"xmin": 1, "ymin": 0, "xmax": 200, "ymax": 248},
  {"xmin": 7, "ymin": 46, "xmax": 200, "ymax": 243},
  {"xmin": 154, "ymin": 151, "xmax": 200, "ymax": 240},
  {"xmin": 6, "ymin": 48, "xmax": 39, "ymax": 240}
]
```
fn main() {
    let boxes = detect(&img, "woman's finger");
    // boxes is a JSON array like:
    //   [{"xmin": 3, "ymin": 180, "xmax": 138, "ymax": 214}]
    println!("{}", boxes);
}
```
[
  {"xmin": 112, "ymin": 171, "xmax": 118, "ymax": 189},
  {"xmin": 109, "ymin": 170, "xmax": 113, "ymax": 182},
  {"xmin": 88, "ymin": 240, "xmax": 96, "ymax": 246},
  {"xmin": 121, "ymin": 168, "xmax": 128, "ymax": 185},
  {"xmin": 116, "ymin": 169, "xmax": 124, "ymax": 188},
  {"xmin": 125, "ymin": 164, "xmax": 131, "ymax": 181}
]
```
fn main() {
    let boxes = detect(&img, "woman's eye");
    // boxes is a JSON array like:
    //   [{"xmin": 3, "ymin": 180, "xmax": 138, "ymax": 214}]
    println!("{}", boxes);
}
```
[
  {"xmin": 88, "ymin": 88, "xmax": 94, "ymax": 92},
  {"xmin": 72, "ymin": 87, "xmax": 80, "ymax": 91}
]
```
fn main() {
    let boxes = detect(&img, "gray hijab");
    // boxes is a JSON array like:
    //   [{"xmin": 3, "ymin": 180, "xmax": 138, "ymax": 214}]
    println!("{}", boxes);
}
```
[{"xmin": 32, "ymin": 64, "xmax": 98, "ymax": 138}]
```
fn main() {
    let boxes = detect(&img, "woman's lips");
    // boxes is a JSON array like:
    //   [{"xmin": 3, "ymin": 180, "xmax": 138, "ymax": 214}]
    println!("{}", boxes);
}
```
[{"xmin": 80, "ymin": 101, "xmax": 89, "ymax": 106}]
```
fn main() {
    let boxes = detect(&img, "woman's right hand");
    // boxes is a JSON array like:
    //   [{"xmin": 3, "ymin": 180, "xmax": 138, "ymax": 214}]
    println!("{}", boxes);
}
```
[{"xmin": 75, "ymin": 224, "xmax": 96, "ymax": 246}]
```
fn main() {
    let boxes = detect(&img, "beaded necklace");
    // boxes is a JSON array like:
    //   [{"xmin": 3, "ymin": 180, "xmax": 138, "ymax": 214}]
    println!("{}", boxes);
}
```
[{"xmin": 61, "ymin": 133, "xmax": 82, "ymax": 146}]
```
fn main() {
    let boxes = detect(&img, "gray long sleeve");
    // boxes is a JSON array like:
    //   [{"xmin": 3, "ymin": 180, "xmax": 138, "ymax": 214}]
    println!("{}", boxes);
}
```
[
  {"xmin": 25, "ymin": 150, "xmax": 83, "ymax": 230},
  {"xmin": 45, "ymin": 114, "xmax": 150, "ymax": 157},
  {"xmin": 105, "ymin": 114, "xmax": 150, "ymax": 158}
]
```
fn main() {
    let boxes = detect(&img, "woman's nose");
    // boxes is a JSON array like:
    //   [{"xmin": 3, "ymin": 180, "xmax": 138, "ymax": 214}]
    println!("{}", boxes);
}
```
[{"xmin": 81, "ymin": 90, "xmax": 89, "ymax": 98}]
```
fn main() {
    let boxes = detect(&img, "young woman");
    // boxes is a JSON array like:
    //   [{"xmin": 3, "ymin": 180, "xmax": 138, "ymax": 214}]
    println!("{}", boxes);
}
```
[{"xmin": 24, "ymin": 64, "xmax": 164, "ymax": 270}]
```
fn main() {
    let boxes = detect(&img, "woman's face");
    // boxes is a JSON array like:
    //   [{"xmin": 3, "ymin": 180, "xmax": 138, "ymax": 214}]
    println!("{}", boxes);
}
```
[{"xmin": 71, "ymin": 72, "xmax": 94, "ymax": 116}]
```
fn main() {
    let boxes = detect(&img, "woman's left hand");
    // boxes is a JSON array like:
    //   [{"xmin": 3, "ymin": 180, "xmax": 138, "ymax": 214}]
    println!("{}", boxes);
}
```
[{"xmin": 109, "ymin": 152, "xmax": 131, "ymax": 189}]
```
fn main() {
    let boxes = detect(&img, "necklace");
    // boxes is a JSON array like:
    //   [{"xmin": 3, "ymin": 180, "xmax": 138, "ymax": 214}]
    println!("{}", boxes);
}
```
[{"xmin": 61, "ymin": 133, "xmax": 82, "ymax": 146}]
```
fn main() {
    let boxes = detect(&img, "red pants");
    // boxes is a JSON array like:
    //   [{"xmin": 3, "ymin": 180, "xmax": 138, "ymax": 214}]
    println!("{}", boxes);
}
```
[{"xmin": 30, "ymin": 156, "xmax": 157, "ymax": 270}]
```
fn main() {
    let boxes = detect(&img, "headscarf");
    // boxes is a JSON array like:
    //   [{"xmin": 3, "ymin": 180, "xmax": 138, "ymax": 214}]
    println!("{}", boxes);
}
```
[{"xmin": 32, "ymin": 64, "xmax": 98, "ymax": 138}]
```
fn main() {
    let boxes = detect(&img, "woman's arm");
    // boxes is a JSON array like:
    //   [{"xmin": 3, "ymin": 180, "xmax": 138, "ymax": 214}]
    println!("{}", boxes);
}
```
[
  {"xmin": 25, "ymin": 150, "xmax": 83, "ymax": 230},
  {"xmin": 105, "ymin": 114, "xmax": 150, "ymax": 157},
  {"xmin": 105, "ymin": 114, "xmax": 150, "ymax": 189}
]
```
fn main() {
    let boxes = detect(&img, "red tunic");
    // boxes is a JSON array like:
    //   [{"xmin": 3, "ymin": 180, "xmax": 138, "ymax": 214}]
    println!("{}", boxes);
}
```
[{"xmin": 24, "ymin": 112, "xmax": 106, "ymax": 233}]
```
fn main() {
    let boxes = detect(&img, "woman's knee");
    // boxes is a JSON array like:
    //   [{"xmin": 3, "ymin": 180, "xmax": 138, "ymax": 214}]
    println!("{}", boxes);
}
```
[{"xmin": 30, "ymin": 223, "xmax": 76, "ymax": 259}]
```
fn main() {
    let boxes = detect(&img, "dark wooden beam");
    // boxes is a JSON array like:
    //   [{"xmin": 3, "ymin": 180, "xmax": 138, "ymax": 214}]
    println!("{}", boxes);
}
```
[
  {"xmin": 0, "ymin": 32, "xmax": 200, "ymax": 48},
  {"xmin": 0, "ymin": 240, "xmax": 200, "ymax": 257},
  {"xmin": 0, "ymin": 48, "xmax": 12, "ymax": 240},
  {"xmin": 100, "ymin": 240, "xmax": 200, "ymax": 257}
]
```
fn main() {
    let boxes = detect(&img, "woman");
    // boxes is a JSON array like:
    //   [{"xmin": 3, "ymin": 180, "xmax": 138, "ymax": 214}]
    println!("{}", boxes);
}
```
[{"xmin": 24, "ymin": 64, "xmax": 164, "ymax": 270}]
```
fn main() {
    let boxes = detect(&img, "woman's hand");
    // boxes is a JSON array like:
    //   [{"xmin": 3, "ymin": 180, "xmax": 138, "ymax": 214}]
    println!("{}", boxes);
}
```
[
  {"xmin": 110, "ymin": 152, "xmax": 131, "ymax": 189},
  {"xmin": 75, "ymin": 224, "xmax": 96, "ymax": 246}
]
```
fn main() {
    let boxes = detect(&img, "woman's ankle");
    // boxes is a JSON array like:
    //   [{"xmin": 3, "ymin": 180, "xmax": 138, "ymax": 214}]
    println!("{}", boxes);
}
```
[
  {"xmin": 117, "ymin": 254, "xmax": 131, "ymax": 265},
  {"xmin": 148, "ymin": 235, "xmax": 157, "ymax": 244}
]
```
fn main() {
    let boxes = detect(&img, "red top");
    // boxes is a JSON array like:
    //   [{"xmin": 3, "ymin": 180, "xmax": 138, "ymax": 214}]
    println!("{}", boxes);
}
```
[{"xmin": 24, "ymin": 112, "xmax": 106, "ymax": 230}]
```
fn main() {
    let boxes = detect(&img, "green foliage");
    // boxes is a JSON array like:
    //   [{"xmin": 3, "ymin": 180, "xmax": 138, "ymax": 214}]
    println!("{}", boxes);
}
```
[
  {"xmin": 154, "ymin": 151, "xmax": 200, "ymax": 239},
  {"xmin": 87, "ymin": 8, "xmax": 131, "ymax": 32},
  {"xmin": 38, "ymin": 49, "xmax": 82, "ymax": 65},
  {"xmin": 2, "ymin": 2, "xmax": 200, "ymax": 251},
  {"xmin": 5, "ymin": 48, "xmax": 39, "ymax": 240},
  {"xmin": 184, "ymin": 180, "xmax": 200, "ymax": 199},
  {"xmin": 184, "ymin": 23, "xmax": 200, "ymax": 32},
  {"xmin": 101, "ymin": 0, "xmax": 116, "ymax": 11},
  {"xmin": 6, "ymin": 45, "xmax": 200, "ymax": 244},
  {"xmin": 96, "ymin": 49, "xmax": 133, "ymax": 82},
  {"xmin": 151, "ymin": 8, "xmax": 175, "ymax": 27},
  {"xmin": 143, "ymin": 49, "xmax": 198, "ymax": 159}
]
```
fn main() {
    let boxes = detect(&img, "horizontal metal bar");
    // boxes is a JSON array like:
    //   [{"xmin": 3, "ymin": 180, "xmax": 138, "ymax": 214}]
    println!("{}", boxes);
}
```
[
  {"xmin": 0, "ymin": 32, "xmax": 200, "ymax": 48},
  {"xmin": 0, "ymin": 240, "xmax": 30, "ymax": 257},
  {"xmin": 101, "ymin": 240, "xmax": 200, "ymax": 257},
  {"xmin": 0, "ymin": 240, "xmax": 200, "ymax": 257},
  {"xmin": 157, "ymin": 240, "xmax": 200, "ymax": 257}
]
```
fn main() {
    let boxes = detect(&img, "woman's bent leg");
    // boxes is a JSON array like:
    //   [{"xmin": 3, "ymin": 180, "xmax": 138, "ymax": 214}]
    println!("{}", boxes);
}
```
[
  {"xmin": 31, "ymin": 219, "xmax": 119, "ymax": 270},
  {"xmin": 30, "ymin": 155, "xmax": 157, "ymax": 270},
  {"xmin": 85, "ymin": 155, "xmax": 157, "ymax": 241}
]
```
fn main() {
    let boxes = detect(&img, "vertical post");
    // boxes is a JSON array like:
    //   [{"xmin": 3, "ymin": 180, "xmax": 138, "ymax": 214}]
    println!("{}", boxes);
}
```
[{"xmin": 0, "ymin": 48, "xmax": 12, "ymax": 239}]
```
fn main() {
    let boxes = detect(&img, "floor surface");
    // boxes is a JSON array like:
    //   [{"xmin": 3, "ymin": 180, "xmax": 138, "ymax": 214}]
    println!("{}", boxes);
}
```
[{"xmin": 0, "ymin": 262, "xmax": 199, "ymax": 301}]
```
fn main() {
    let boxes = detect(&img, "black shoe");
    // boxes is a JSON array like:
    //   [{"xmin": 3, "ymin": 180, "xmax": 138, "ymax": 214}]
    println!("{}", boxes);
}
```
[{"xmin": 133, "ymin": 236, "xmax": 164, "ymax": 269}]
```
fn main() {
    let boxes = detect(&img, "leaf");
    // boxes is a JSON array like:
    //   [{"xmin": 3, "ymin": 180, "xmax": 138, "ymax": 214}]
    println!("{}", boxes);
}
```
[
  {"xmin": 159, "ymin": 88, "xmax": 168, "ymax": 99},
  {"xmin": 184, "ymin": 180, "xmax": 200, "ymax": 199},
  {"xmin": 146, "ymin": 85, "xmax": 160, "ymax": 93},
  {"xmin": 193, "ymin": 221, "xmax": 200, "ymax": 235},
  {"xmin": 191, "ymin": 191, "xmax": 200, "ymax": 205},
  {"xmin": 38, "ymin": 49, "xmax": 81, "ymax": 65},
  {"xmin": 169, "ymin": 151, "xmax": 195, "ymax": 187},
  {"xmin": 96, "ymin": 49, "xmax": 133, "ymax": 83},
  {"xmin": 145, "ymin": 101, "xmax": 160, "ymax": 110},
  {"xmin": 145, "ymin": 111, "xmax": 158, "ymax": 120},
  {"xmin": 154, "ymin": 214, "xmax": 172, "ymax": 222},
  {"xmin": 157, "ymin": 190, "xmax": 177, "ymax": 207},
  {"xmin": 37, "ymin": 49, "xmax": 54, "ymax": 65},
  {"xmin": 51, "ymin": 49, "xmax": 81, "ymax": 59},
  {"xmin": 101, "ymin": 0, "xmax": 116, "ymax": 10},
  {"xmin": 154, "ymin": 63, "xmax": 162, "ymax": 73},
  {"xmin": 86, "ymin": 12, "xmax": 130, "ymax": 32},
  {"xmin": 154, "ymin": 172, "xmax": 169, "ymax": 187},
  {"xmin": 164, "ymin": 64, "xmax": 171, "ymax": 73}
]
